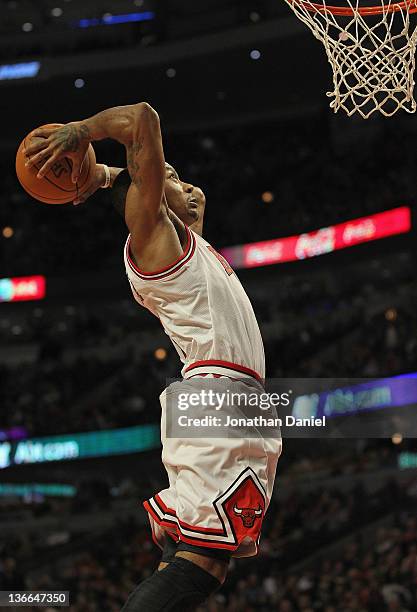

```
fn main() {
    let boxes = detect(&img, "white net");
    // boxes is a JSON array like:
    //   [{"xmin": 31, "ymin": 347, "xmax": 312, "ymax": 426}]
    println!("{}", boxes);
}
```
[{"xmin": 285, "ymin": 1, "xmax": 417, "ymax": 118}]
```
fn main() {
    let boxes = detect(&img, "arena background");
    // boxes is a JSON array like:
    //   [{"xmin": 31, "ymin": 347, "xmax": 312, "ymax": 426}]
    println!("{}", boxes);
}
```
[{"xmin": 1, "ymin": 1, "xmax": 417, "ymax": 611}]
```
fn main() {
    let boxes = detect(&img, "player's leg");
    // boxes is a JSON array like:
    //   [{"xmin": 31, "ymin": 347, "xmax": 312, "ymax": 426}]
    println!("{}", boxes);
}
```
[
  {"xmin": 175, "ymin": 546, "xmax": 230, "ymax": 583},
  {"xmin": 120, "ymin": 547, "xmax": 226, "ymax": 612}
]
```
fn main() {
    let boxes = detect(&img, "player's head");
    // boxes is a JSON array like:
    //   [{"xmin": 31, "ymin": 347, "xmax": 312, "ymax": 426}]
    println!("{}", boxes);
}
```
[{"xmin": 164, "ymin": 163, "xmax": 205, "ymax": 226}]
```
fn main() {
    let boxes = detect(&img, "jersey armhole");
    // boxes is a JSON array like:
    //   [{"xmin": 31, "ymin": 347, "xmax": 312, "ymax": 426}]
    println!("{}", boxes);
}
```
[{"xmin": 125, "ymin": 223, "xmax": 196, "ymax": 281}]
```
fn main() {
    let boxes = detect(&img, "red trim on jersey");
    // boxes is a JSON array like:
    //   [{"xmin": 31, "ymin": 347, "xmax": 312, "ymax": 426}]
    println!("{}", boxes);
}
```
[
  {"xmin": 154, "ymin": 494, "xmax": 225, "ymax": 535},
  {"xmin": 184, "ymin": 360, "xmax": 263, "ymax": 384},
  {"xmin": 144, "ymin": 500, "xmax": 176, "ymax": 529},
  {"xmin": 143, "ymin": 500, "xmax": 238, "ymax": 550},
  {"xmin": 153, "ymin": 494, "xmax": 175, "ymax": 516},
  {"xmin": 176, "ymin": 534, "xmax": 238, "ymax": 551},
  {"xmin": 126, "ymin": 223, "xmax": 195, "ymax": 280},
  {"xmin": 188, "ymin": 373, "xmax": 225, "ymax": 379}
]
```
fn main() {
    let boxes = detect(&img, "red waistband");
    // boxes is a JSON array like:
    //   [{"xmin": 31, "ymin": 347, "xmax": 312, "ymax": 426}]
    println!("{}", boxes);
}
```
[{"xmin": 183, "ymin": 360, "xmax": 263, "ymax": 384}]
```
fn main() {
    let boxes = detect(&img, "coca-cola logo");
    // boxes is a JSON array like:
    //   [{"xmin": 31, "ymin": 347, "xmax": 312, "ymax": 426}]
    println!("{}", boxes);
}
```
[
  {"xmin": 295, "ymin": 227, "xmax": 335, "ymax": 260},
  {"xmin": 246, "ymin": 242, "xmax": 283, "ymax": 266},
  {"xmin": 343, "ymin": 219, "xmax": 376, "ymax": 243}
]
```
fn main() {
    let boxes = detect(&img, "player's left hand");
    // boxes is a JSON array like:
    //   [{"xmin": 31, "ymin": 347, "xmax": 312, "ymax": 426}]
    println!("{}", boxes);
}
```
[
  {"xmin": 73, "ymin": 164, "xmax": 107, "ymax": 206},
  {"xmin": 24, "ymin": 122, "xmax": 90, "ymax": 183}
]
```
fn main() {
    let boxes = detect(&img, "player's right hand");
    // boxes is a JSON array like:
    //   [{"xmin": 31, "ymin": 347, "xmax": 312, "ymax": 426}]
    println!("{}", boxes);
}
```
[{"xmin": 25, "ymin": 122, "xmax": 90, "ymax": 184}]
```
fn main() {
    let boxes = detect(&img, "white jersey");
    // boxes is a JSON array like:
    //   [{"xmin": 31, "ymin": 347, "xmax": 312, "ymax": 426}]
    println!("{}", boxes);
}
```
[{"xmin": 124, "ymin": 223, "xmax": 265, "ymax": 382}]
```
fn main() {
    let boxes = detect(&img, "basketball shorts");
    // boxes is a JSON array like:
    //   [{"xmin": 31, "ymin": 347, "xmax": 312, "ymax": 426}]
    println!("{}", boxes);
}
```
[{"xmin": 143, "ymin": 375, "xmax": 282, "ymax": 558}]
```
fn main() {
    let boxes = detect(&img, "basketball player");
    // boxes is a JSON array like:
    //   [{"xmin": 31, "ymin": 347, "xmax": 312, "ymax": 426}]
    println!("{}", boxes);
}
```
[{"xmin": 25, "ymin": 102, "xmax": 282, "ymax": 611}]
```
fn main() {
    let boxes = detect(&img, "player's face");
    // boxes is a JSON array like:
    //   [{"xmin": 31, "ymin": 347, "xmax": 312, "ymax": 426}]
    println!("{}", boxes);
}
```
[{"xmin": 164, "ymin": 164, "xmax": 204, "ymax": 225}]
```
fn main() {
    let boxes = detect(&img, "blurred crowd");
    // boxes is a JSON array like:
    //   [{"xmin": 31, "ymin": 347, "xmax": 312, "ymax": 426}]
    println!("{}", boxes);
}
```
[
  {"xmin": 217, "ymin": 512, "xmax": 417, "ymax": 612},
  {"xmin": 0, "ymin": 344, "xmax": 171, "ymax": 435}
]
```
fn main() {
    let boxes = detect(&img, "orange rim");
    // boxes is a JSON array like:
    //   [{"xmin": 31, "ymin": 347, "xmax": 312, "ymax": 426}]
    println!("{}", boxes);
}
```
[{"xmin": 290, "ymin": 1, "xmax": 417, "ymax": 16}]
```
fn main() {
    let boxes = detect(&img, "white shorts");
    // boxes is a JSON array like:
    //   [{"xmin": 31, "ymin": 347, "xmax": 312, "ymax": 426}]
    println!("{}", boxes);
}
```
[{"xmin": 143, "ymin": 375, "xmax": 282, "ymax": 558}]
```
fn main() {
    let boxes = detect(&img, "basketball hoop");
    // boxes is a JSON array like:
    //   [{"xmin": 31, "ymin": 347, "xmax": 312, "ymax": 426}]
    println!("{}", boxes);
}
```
[{"xmin": 285, "ymin": 1, "xmax": 417, "ymax": 118}]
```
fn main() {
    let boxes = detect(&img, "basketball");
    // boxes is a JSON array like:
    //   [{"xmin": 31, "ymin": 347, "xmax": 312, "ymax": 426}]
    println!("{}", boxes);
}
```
[{"xmin": 15, "ymin": 124, "xmax": 96, "ymax": 204}]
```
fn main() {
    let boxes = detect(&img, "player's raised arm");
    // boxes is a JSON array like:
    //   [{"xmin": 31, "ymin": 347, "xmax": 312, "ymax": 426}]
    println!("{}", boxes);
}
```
[
  {"xmin": 86, "ymin": 103, "xmax": 166, "ymax": 224},
  {"xmin": 25, "ymin": 103, "xmax": 165, "ymax": 215}
]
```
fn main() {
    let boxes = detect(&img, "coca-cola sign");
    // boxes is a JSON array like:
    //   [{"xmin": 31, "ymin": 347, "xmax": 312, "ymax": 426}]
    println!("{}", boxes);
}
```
[
  {"xmin": 295, "ymin": 227, "xmax": 336, "ymax": 260},
  {"xmin": 222, "ymin": 207, "xmax": 411, "ymax": 269},
  {"xmin": 343, "ymin": 219, "xmax": 376, "ymax": 243},
  {"xmin": 246, "ymin": 241, "xmax": 283, "ymax": 266}
]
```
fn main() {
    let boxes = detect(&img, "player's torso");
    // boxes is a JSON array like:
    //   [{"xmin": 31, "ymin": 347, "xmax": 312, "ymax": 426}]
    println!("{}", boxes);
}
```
[{"xmin": 124, "ymin": 224, "xmax": 265, "ymax": 381}]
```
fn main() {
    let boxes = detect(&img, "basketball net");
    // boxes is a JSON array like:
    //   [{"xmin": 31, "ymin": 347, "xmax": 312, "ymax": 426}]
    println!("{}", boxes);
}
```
[{"xmin": 285, "ymin": 1, "xmax": 417, "ymax": 118}]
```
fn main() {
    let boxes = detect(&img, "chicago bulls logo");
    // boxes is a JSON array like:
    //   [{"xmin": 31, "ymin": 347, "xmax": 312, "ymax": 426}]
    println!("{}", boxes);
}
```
[
  {"xmin": 233, "ymin": 504, "xmax": 263, "ymax": 528},
  {"xmin": 221, "ymin": 472, "xmax": 266, "ymax": 542}
]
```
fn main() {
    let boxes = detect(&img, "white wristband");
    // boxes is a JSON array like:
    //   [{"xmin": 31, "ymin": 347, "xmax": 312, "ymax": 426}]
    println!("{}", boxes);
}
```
[{"xmin": 101, "ymin": 164, "xmax": 111, "ymax": 189}]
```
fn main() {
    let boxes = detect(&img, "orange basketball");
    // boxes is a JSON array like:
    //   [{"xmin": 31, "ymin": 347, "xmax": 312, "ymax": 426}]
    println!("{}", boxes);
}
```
[{"xmin": 15, "ymin": 124, "xmax": 96, "ymax": 204}]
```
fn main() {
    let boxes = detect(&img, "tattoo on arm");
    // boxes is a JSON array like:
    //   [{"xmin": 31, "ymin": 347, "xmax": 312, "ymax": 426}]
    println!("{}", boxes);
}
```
[
  {"xmin": 126, "ymin": 139, "xmax": 144, "ymax": 187},
  {"xmin": 59, "ymin": 124, "xmax": 91, "ymax": 152}
]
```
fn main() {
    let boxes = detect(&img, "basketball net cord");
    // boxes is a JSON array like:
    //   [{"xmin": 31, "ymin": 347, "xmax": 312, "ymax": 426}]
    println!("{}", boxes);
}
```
[{"xmin": 285, "ymin": 1, "xmax": 417, "ymax": 118}]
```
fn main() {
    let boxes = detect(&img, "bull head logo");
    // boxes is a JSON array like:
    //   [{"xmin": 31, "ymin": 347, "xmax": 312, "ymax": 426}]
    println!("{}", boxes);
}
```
[{"xmin": 233, "ymin": 504, "xmax": 263, "ymax": 528}]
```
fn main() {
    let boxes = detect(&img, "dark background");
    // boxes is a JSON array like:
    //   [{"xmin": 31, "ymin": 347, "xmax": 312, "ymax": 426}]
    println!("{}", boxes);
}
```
[{"xmin": 0, "ymin": 2, "xmax": 417, "ymax": 611}]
